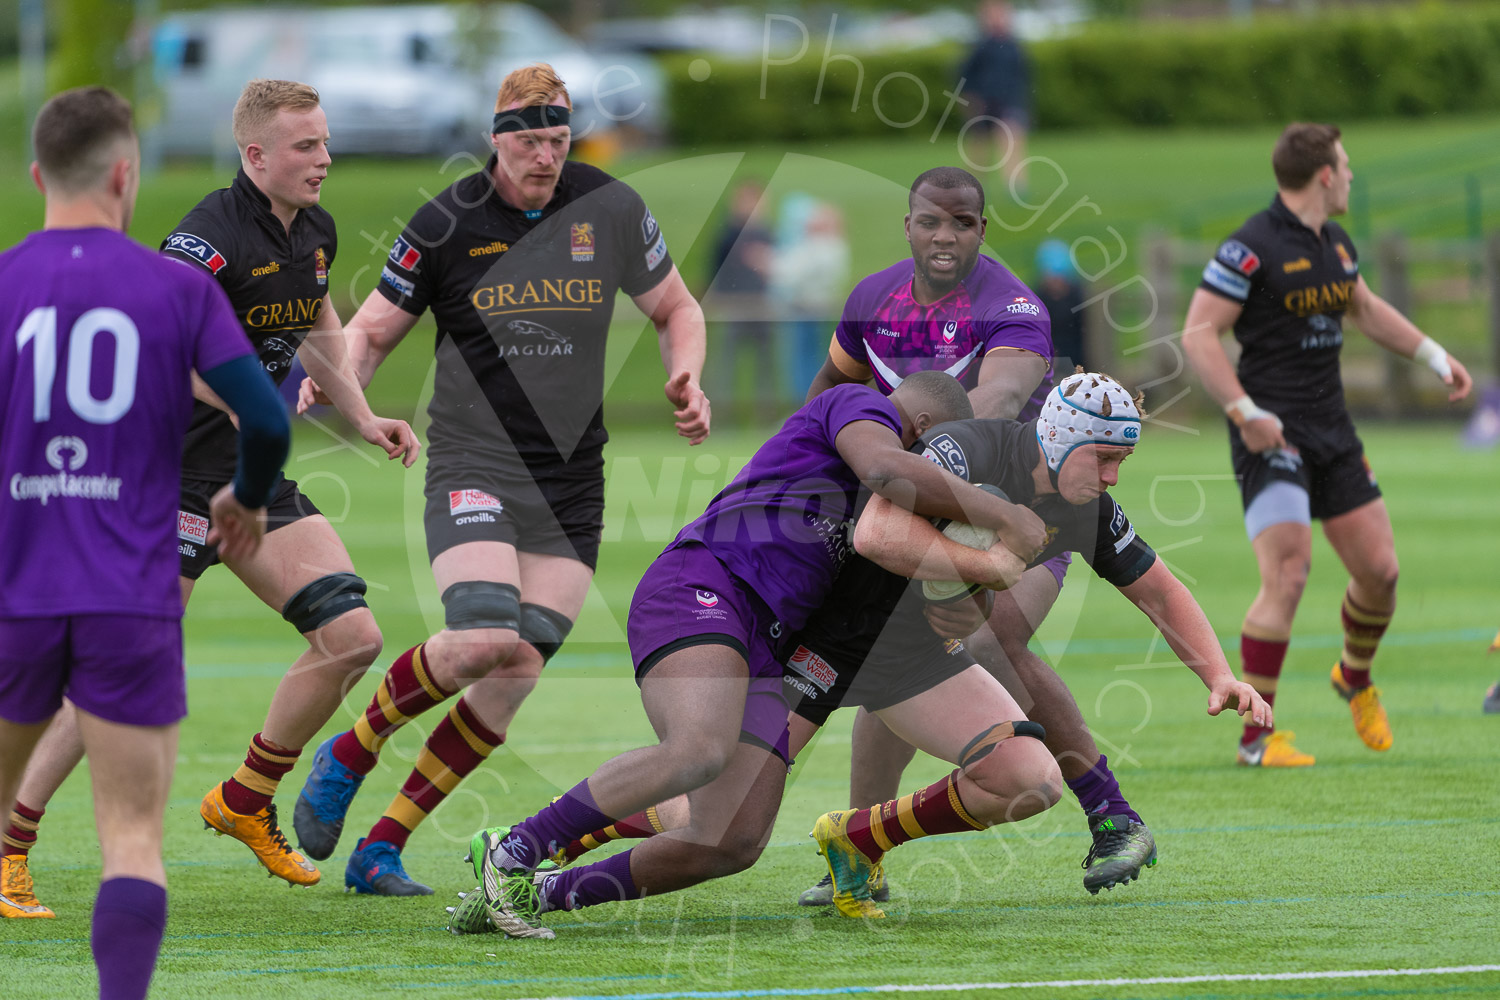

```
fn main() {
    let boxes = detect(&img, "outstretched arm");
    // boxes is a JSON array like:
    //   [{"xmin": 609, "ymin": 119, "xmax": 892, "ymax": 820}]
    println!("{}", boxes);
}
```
[
  {"xmin": 296, "ymin": 295, "xmax": 420, "ymax": 467},
  {"xmin": 1346, "ymin": 276, "xmax": 1472, "ymax": 402},
  {"xmin": 632, "ymin": 266, "xmax": 710, "ymax": 445},
  {"xmin": 1117, "ymin": 557, "xmax": 1271, "ymax": 726}
]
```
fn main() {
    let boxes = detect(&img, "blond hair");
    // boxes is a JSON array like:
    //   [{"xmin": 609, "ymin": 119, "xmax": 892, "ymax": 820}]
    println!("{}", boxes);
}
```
[
  {"xmin": 494, "ymin": 63, "xmax": 572, "ymax": 113},
  {"xmin": 232, "ymin": 79, "xmax": 321, "ymax": 149}
]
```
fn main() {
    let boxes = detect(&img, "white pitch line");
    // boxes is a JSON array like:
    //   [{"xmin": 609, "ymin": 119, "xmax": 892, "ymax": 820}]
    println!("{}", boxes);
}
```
[{"xmin": 507, "ymin": 963, "xmax": 1500, "ymax": 1000}]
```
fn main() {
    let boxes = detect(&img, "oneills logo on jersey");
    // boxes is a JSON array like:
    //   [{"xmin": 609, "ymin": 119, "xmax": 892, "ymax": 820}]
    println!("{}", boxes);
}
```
[
  {"xmin": 1283, "ymin": 257, "xmax": 1312, "ymax": 273},
  {"xmin": 570, "ymin": 222, "xmax": 596, "ymax": 262},
  {"xmin": 468, "ymin": 241, "xmax": 510, "ymax": 257},
  {"xmin": 389, "ymin": 236, "xmax": 421, "ymax": 271},
  {"xmin": 246, "ymin": 297, "xmax": 324, "ymax": 329},
  {"xmin": 250, "ymin": 261, "xmax": 280, "ymax": 277},
  {"xmin": 315, "ymin": 247, "xmax": 329, "ymax": 286},
  {"xmin": 1335, "ymin": 243, "xmax": 1358, "ymax": 275},
  {"xmin": 165, "ymin": 233, "xmax": 227, "ymax": 274}
]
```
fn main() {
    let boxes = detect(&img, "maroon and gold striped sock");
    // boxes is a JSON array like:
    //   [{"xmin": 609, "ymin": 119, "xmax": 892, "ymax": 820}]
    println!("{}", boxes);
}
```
[
  {"xmin": 1241, "ymin": 622, "xmax": 1290, "ymax": 745},
  {"xmin": 560, "ymin": 807, "xmax": 667, "ymax": 864},
  {"xmin": 332, "ymin": 643, "xmax": 454, "ymax": 775},
  {"xmin": 844, "ymin": 771, "xmax": 985, "ymax": 861},
  {"xmin": 3, "ymin": 801, "xmax": 43, "ymax": 856},
  {"xmin": 221, "ymin": 734, "xmax": 300, "ymax": 815},
  {"xmin": 366, "ymin": 697, "xmax": 503, "ymax": 850},
  {"xmin": 1339, "ymin": 589, "xmax": 1393, "ymax": 690}
]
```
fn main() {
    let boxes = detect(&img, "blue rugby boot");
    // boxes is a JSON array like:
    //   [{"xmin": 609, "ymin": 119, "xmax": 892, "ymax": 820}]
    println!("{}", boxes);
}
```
[
  {"xmin": 344, "ymin": 837, "xmax": 432, "ymax": 896},
  {"xmin": 293, "ymin": 735, "xmax": 364, "ymax": 861}
]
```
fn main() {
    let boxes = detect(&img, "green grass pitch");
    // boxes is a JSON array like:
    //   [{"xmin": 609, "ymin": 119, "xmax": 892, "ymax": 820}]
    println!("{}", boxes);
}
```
[{"xmin": 4, "ymin": 406, "xmax": 1497, "ymax": 999}]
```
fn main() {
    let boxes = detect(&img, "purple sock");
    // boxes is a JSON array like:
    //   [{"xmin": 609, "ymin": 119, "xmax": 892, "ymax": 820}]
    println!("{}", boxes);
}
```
[
  {"xmin": 540, "ymin": 849, "xmax": 641, "ymax": 912},
  {"xmin": 91, "ymin": 877, "xmax": 167, "ymax": 1000},
  {"xmin": 505, "ymin": 779, "xmax": 614, "ymax": 869},
  {"xmin": 1065, "ymin": 755, "xmax": 1143, "ymax": 824}
]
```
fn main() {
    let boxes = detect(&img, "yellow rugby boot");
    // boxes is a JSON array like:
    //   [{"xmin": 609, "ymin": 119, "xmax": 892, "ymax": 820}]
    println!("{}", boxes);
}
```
[
  {"xmin": 1331, "ymin": 664, "xmax": 1392, "ymax": 751},
  {"xmin": 1237, "ymin": 730, "xmax": 1315, "ymax": 767},
  {"xmin": 200, "ymin": 784, "xmax": 320, "ymax": 886},
  {"xmin": 809, "ymin": 811, "xmax": 885, "ymax": 919},
  {"xmin": 0, "ymin": 854, "xmax": 54, "ymax": 918}
]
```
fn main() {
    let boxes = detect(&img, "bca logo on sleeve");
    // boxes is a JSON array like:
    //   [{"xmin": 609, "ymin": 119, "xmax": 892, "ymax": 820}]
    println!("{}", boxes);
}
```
[
  {"xmin": 389, "ymin": 236, "xmax": 422, "ymax": 271},
  {"xmin": 165, "ymin": 233, "xmax": 227, "ymax": 274},
  {"xmin": 921, "ymin": 433, "xmax": 969, "ymax": 479},
  {"xmin": 1217, "ymin": 239, "xmax": 1260, "ymax": 276}
]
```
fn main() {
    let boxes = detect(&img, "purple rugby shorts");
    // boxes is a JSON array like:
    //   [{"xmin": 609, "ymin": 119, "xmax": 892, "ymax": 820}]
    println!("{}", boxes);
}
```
[{"xmin": 628, "ymin": 541, "xmax": 791, "ymax": 763}]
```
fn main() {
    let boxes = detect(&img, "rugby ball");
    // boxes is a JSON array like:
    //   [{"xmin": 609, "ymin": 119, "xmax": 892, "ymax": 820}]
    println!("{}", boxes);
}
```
[{"xmin": 921, "ymin": 484, "xmax": 1008, "ymax": 603}]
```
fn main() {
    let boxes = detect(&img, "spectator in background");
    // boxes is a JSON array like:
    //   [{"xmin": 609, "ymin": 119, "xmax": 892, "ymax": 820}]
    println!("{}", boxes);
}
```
[
  {"xmin": 959, "ymin": 1, "xmax": 1032, "ymax": 193},
  {"xmin": 1035, "ymin": 239, "xmax": 1086, "ymax": 372},
  {"xmin": 773, "ymin": 200, "xmax": 851, "ymax": 400},
  {"xmin": 708, "ymin": 180, "xmax": 779, "ymax": 421}
]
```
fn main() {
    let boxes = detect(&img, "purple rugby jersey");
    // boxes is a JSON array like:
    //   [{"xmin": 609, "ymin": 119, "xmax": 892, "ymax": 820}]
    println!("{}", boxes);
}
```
[
  {"xmin": 670, "ymin": 383, "xmax": 901, "ymax": 630},
  {"xmin": 831, "ymin": 254, "xmax": 1054, "ymax": 421},
  {"xmin": 0, "ymin": 228, "xmax": 253, "ymax": 619}
]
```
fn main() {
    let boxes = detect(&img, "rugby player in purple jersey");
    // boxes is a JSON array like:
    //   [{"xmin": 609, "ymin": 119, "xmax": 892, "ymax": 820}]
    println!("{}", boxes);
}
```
[
  {"xmin": 463, "ymin": 372, "xmax": 1053, "ymax": 938},
  {"xmin": 0, "ymin": 89, "xmax": 288, "ymax": 997}
]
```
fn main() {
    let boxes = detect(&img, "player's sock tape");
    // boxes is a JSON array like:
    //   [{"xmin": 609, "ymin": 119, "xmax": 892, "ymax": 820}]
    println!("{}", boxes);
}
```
[{"xmin": 957, "ymin": 720, "xmax": 1047, "ymax": 769}]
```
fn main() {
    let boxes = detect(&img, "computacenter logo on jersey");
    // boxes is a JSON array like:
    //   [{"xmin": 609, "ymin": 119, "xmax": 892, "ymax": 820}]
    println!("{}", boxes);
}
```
[
  {"xmin": 10, "ymin": 436, "xmax": 122, "ymax": 506},
  {"xmin": 450, "ymin": 489, "xmax": 502, "ymax": 525},
  {"xmin": 570, "ymin": 222, "xmax": 595, "ymax": 262},
  {"xmin": 165, "ymin": 233, "xmax": 227, "ymax": 274},
  {"xmin": 786, "ymin": 645, "xmax": 837, "ymax": 694}
]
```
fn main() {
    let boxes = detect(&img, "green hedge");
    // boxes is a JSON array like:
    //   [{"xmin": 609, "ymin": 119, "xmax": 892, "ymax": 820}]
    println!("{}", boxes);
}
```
[{"xmin": 665, "ymin": 5, "xmax": 1500, "ymax": 142}]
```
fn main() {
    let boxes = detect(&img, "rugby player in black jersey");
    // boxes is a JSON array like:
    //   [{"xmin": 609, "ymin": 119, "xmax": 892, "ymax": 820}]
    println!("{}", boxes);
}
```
[
  {"xmin": 1183, "ymin": 123, "xmax": 1471, "ymax": 767},
  {"xmin": 450, "ymin": 374, "xmax": 1268, "ymax": 932},
  {"xmin": 291, "ymin": 64, "xmax": 710, "ymax": 895},
  {"xmin": 1, "ymin": 80, "xmax": 420, "ymax": 908}
]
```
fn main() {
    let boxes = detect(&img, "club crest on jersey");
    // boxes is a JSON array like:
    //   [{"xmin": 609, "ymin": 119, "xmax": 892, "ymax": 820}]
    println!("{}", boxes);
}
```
[
  {"xmin": 571, "ymin": 222, "xmax": 595, "ymax": 262},
  {"xmin": 389, "ymin": 236, "xmax": 421, "ymax": 271},
  {"xmin": 178, "ymin": 511, "xmax": 210, "ymax": 545},
  {"xmin": 695, "ymin": 590, "xmax": 719, "ymax": 608},
  {"xmin": 165, "ymin": 232, "xmax": 227, "ymax": 274},
  {"xmin": 1217, "ymin": 239, "xmax": 1260, "ymax": 276},
  {"xmin": 314, "ymin": 247, "xmax": 328, "ymax": 285},
  {"xmin": 942, "ymin": 320, "xmax": 958, "ymax": 342},
  {"xmin": 449, "ymin": 489, "xmax": 502, "ymax": 517},
  {"xmin": 1335, "ymin": 243, "xmax": 1357, "ymax": 275},
  {"xmin": 641, "ymin": 207, "xmax": 659, "ymax": 244},
  {"xmin": 1007, "ymin": 296, "xmax": 1040, "ymax": 316}
]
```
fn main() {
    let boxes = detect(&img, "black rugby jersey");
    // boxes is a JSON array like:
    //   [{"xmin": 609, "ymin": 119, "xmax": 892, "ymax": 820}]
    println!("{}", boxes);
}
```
[
  {"xmin": 802, "ymin": 417, "xmax": 1157, "ymax": 649},
  {"xmin": 1199, "ymin": 195, "xmax": 1360, "ymax": 418},
  {"xmin": 162, "ymin": 169, "xmax": 337, "ymax": 481},
  {"xmin": 376, "ymin": 157, "xmax": 673, "ymax": 469}
]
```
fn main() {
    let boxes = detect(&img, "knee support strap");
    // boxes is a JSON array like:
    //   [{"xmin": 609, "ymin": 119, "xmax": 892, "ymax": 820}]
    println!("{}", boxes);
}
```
[
  {"xmin": 441, "ymin": 581, "xmax": 521, "ymax": 632},
  {"xmin": 957, "ymin": 720, "xmax": 1047, "ymax": 770},
  {"xmin": 281, "ymin": 572, "xmax": 369, "ymax": 633},
  {"xmin": 519, "ymin": 603, "xmax": 573, "ymax": 662}
]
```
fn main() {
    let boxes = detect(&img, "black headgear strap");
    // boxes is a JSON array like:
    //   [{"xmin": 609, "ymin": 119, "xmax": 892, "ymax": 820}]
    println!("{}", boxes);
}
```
[{"xmin": 492, "ymin": 105, "xmax": 571, "ymax": 134}]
